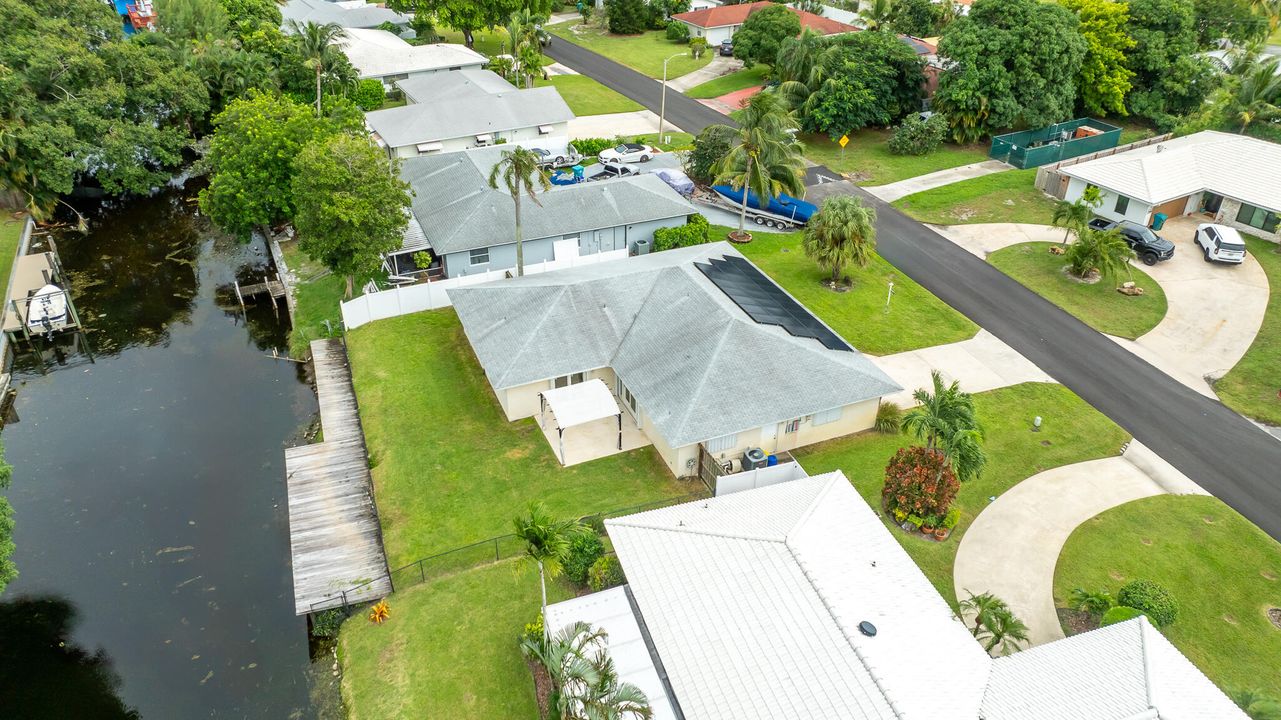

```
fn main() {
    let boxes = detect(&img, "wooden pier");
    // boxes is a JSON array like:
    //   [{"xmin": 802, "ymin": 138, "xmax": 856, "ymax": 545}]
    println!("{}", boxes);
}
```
[
  {"xmin": 233, "ymin": 274, "xmax": 286, "ymax": 317},
  {"xmin": 284, "ymin": 338, "xmax": 391, "ymax": 614}
]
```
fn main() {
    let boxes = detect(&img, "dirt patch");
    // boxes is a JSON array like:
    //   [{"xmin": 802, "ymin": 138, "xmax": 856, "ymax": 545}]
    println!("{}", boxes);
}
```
[
  {"xmin": 819, "ymin": 278, "xmax": 852, "ymax": 293},
  {"xmin": 1223, "ymin": 614, "xmax": 1239, "ymax": 625},
  {"xmin": 1061, "ymin": 266, "xmax": 1101, "ymax": 285},
  {"xmin": 504, "ymin": 446, "xmax": 531, "ymax": 460},
  {"xmin": 950, "ymin": 208, "xmax": 977, "ymax": 222},
  {"xmin": 1262, "ymin": 570, "xmax": 1278, "ymax": 581},
  {"xmin": 1269, "ymin": 607, "xmax": 1281, "ymax": 630},
  {"xmin": 527, "ymin": 659, "xmax": 553, "ymax": 720},
  {"xmin": 1108, "ymin": 569, "xmax": 1126, "ymax": 582},
  {"xmin": 1040, "ymin": 440, "xmax": 1052, "ymax": 446},
  {"xmin": 1057, "ymin": 607, "xmax": 1098, "ymax": 637},
  {"xmin": 1203, "ymin": 515, "xmax": 1218, "ymax": 524},
  {"xmin": 1140, "ymin": 537, "xmax": 1153, "ymax": 546}
]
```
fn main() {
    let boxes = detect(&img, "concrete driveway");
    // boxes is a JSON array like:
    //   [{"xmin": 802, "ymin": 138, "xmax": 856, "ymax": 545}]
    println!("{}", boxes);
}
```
[
  {"xmin": 869, "ymin": 330, "xmax": 1054, "ymax": 408},
  {"xmin": 569, "ymin": 110, "xmax": 678, "ymax": 139}
]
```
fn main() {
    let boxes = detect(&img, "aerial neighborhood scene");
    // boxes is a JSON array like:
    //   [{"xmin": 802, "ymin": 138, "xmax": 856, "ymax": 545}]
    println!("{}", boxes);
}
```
[{"xmin": 4, "ymin": 0, "xmax": 1281, "ymax": 717}]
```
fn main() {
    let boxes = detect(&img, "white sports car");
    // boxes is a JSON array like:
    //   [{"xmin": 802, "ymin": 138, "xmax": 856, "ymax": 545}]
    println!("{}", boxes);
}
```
[{"xmin": 598, "ymin": 143, "xmax": 658, "ymax": 164}]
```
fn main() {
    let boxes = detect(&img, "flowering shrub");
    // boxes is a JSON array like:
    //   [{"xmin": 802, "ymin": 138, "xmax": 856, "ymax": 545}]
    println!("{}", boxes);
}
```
[{"xmin": 882, "ymin": 446, "xmax": 959, "ymax": 519}]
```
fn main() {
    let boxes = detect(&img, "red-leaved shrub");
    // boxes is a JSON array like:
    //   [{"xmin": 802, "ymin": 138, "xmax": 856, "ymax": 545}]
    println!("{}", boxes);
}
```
[{"xmin": 882, "ymin": 446, "xmax": 959, "ymax": 518}]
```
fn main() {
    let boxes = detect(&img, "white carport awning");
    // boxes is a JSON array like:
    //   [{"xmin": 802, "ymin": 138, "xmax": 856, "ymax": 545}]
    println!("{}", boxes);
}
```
[
  {"xmin": 538, "ymin": 125, "xmax": 554, "ymax": 135},
  {"xmin": 415, "ymin": 141, "xmax": 443, "ymax": 153},
  {"xmin": 539, "ymin": 379, "xmax": 620, "ymax": 430}
]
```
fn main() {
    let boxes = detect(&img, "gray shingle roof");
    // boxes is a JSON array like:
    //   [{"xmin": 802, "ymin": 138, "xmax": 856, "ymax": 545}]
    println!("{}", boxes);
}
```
[
  {"xmin": 395, "ymin": 68, "xmax": 517, "ymax": 104},
  {"xmin": 398, "ymin": 147, "xmax": 696, "ymax": 256},
  {"xmin": 281, "ymin": 0, "xmax": 409, "ymax": 29},
  {"xmin": 366, "ymin": 86, "xmax": 574, "ymax": 148},
  {"xmin": 448, "ymin": 244, "xmax": 902, "ymax": 448}
]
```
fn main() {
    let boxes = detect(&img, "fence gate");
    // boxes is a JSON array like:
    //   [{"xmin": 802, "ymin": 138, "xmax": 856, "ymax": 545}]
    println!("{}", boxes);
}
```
[{"xmin": 696, "ymin": 444, "xmax": 728, "ymax": 494}]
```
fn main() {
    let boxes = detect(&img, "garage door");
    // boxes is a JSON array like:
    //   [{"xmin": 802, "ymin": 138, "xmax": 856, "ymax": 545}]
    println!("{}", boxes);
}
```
[{"xmin": 1152, "ymin": 196, "xmax": 1191, "ymax": 219}]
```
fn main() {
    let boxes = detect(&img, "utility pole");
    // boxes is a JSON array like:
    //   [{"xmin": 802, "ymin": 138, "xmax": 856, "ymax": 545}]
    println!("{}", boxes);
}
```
[{"xmin": 658, "ymin": 51, "xmax": 687, "ymax": 145}]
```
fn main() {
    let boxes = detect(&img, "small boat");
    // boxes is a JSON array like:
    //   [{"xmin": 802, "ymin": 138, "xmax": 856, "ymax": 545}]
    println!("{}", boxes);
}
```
[{"xmin": 26, "ymin": 284, "xmax": 69, "ymax": 334}]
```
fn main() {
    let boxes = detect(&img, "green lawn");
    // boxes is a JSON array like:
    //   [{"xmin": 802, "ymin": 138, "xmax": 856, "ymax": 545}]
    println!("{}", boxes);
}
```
[
  {"xmin": 988, "ymin": 242, "xmax": 1168, "ymax": 339},
  {"xmin": 282, "ymin": 240, "xmax": 345, "ymax": 358},
  {"xmin": 547, "ymin": 21, "xmax": 712, "ymax": 79},
  {"xmin": 796, "ymin": 382, "xmax": 1130, "ymax": 602},
  {"xmin": 340, "ymin": 560, "xmax": 576, "ymax": 720},
  {"xmin": 728, "ymin": 225, "xmax": 978, "ymax": 354},
  {"xmin": 346, "ymin": 309, "xmax": 692, "ymax": 568},
  {"xmin": 1054, "ymin": 494, "xmax": 1281, "ymax": 696},
  {"xmin": 0, "ymin": 212, "xmax": 25, "ymax": 300},
  {"xmin": 435, "ymin": 27, "xmax": 510, "ymax": 57},
  {"xmin": 1216, "ymin": 235, "xmax": 1281, "ymax": 425},
  {"xmin": 893, "ymin": 168, "xmax": 1059, "ymax": 225},
  {"xmin": 800, "ymin": 129, "xmax": 991, "ymax": 187},
  {"xmin": 684, "ymin": 65, "xmax": 770, "ymax": 99},
  {"xmin": 535, "ymin": 74, "xmax": 642, "ymax": 115}
]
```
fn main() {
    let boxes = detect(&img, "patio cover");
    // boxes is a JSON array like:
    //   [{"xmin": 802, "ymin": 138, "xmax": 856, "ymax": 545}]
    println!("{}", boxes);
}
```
[{"xmin": 538, "ymin": 379, "xmax": 622, "ymax": 463}]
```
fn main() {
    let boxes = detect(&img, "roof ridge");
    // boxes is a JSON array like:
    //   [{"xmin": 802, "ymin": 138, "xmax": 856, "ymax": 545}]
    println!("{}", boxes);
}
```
[
  {"xmin": 607, "ymin": 515, "xmax": 789, "ymax": 544},
  {"xmin": 493, "ymin": 285, "xmax": 569, "ymax": 386},
  {"xmin": 668, "ymin": 317, "xmax": 737, "ymax": 444}
]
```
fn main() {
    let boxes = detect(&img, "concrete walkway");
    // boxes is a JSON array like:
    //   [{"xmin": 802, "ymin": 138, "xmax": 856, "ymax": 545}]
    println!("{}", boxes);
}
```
[
  {"xmin": 869, "ymin": 329, "xmax": 1055, "ymax": 408},
  {"xmin": 667, "ymin": 55, "xmax": 742, "ymax": 92},
  {"xmin": 569, "ymin": 109, "xmax": 678, "ymax": 138},
  {"xmin": 864, "ymin": 160, "xmax": 1012, "ymax": 203},
  {"xmin": 953, "ymin": 441, "xmax": 1207, "ymax": 647}
]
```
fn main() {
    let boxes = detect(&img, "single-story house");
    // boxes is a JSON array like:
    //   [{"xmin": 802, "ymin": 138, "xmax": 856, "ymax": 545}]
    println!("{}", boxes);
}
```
[
  {"xmin": 1060, "ymin": 130, "xmax": 1281, "ymax": 241},
  {"xmin": 672, "ymin": 1, "xmax": 857, "ymax": 45},
  {"xmin": 391, "ymin": 146, "xmax": 696, "ymax": 279},
  {"xmin": 365, "ymin": 70, "xmax": 574, "ymax": 158},
  {"xmin": 545, "ymin": 472, "xmax": 1248, "ymax": 719},
  {"xmin": 337, "ymin": 28, "xmax": 487, "ymax": 88},
  {"xmin": 280, "ymin": 0, "xmax": 410, "ymax": 33},
  {"xmin": 447, "ymin": 243, "xmax": 902, "ymax": 476}
]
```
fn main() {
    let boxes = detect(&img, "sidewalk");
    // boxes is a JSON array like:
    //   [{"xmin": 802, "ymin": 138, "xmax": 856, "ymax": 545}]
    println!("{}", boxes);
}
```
[
  {"xmin": 667, "ymin": 55, "xmax": 742, "ymax": 92},
  {"xmin": 864, "ymin": 160, "xmax": 1012, "ymax": 203},
  {"xmin": 869, "ymin": 329, "xmax": 1055, "ymax": 408}
]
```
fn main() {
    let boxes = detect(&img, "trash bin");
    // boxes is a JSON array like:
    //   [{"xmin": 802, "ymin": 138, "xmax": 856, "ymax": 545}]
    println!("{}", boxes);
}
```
[
  {"xmin": 571, "ymin": 164, "xmax": 584, "ymax": 182},
  {"xmin": 1151, "ymin": 212, "xmax": 1167, "ymax": 230},
  {"xmin": 766, "ymin": 454, "xmax": 778, "ymax": 467}
]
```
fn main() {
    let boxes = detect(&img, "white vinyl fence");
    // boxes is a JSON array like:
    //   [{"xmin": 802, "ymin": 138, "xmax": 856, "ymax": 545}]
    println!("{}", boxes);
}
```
[
  {"xmin": 340, "ymin": 248, "xmax": 629, "ymax": 329},
  {"xmin": 715, "ymin": 461, "xmax": 809, "ymax": 497}
]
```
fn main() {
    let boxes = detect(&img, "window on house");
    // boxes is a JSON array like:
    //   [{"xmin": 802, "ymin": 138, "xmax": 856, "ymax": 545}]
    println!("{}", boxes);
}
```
[
  {"xmin": 387, "ymin": 73, "xmax": 409, "ymax": 82},
  {"xmin": 812, "ymin": 407, "xmax": 842, "ymax": 427},
  {"xmin": 705, "ymin": 433, "xmax": 737, "ymax": 454},
  {"xmin": 469, "ymin": 248, "xmax": 489, "ymax": 265},
  {"xmin": 1236, "ymin": 203, "xmax": 1280, "ymax": 233},
  {"xmin": 552, "ymin": 372, "xmax": 585, "ymax": 389},
  {"xmin": 784, "ymin": 418, "xmax": 801, "ymax": 433},
  {"xmin": 1114, "ymin": 195, "xmax": 1129, "ymax": 214}
]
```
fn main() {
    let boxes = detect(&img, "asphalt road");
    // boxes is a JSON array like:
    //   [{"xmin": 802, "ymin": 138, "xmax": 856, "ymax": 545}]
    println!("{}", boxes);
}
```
[{"xmin": 549, "ymin": 36, "xmax": 1281, "ymax": 541}]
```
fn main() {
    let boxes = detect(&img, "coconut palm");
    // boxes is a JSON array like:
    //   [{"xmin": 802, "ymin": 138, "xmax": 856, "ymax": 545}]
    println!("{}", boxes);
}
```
[
  {"xmin": 513, "ymin": 501, "xmax": 586, "ymax": 612},
  {"xmin": 802, "ymin": 195, "xmax": 877, "ymax": 285},
  {"xmin": 902, "ymin": 370, "xmax": 986, "ymax": 483},
  {"xmin": 959, "ymin": 590, "xmax": 1007, "ymax": 638},
  {"xmin": 1064, "ymin": 227, "xmax": 1134, "ymax": 281},
  {"xmin": 980, "ymin": 606, "xmax": 1030, "ymax": 656},
  {"xmin": 288, "ymin": 20, "xmax": 347, "ymax": 116},
  {"xmin": 776, "ymin": 28, "xmax": 826, "ymax": 85},
  {"xmin": 712, "ymin": 93, "xmax": 806, "ymax": 238},
  {"xmin": 858, "ymin": 0, "xmax": 895, "ymax": 30},
  {"xmin": 1050, "ymin": 198, "xmax": 1092, "ymax": 247},
  {"xmin": 1220, "ymin": 51, "xmax": 1281, "ymax": 134},
  {"xmin": 489, "ymin": 147, "xmax": 551, "ymax": 277}
]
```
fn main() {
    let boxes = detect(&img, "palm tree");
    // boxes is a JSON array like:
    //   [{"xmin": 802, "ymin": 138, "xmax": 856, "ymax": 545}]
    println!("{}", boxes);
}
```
[
  {"xmin": 713, "ymin": 93, "xmax": 806, "ymax": 239},
  {"xmin": 959, "ymin": 590, "xmax": 1006, "ymax": 638},
  {"xmin": 1220, "ymin": 51, "xmax": 1281, "ymax": 134},
  {"xmin": 775, "ymin": 28, "xmax": 826, "ymax": 85},
  {"xmin": 489, "ymin": 147, "xmax": 551, "ymax": 277},
  {"xmin": 564, "ymin": 651, "xmax": 654, "ymax": 720},
  {"xmin": 288, "ymin": 20, "xmax": 346, "ymax": 116},
  {"xmin": 802, "ymin": 195, "xmax": 877, "ymax": 285},
  {"xmin": 980, "ymin": 607, "xmax": 1030, "ymax": 656},
  {"xmin": 902, "ymin": 370, "xmax": 986, "ymax": 483},
  {"xmin": 858, "ymin": 0, "xmax": 894, "ymax": 30},
  {"xmin": 1068, "ymin": 587, "xmax": 1115, "ymax": 616},
  {"xmin": 522, "ymin": 621, "xmax": 654, "ymax": 720},
  {"xmin": 513, "ymin": 501, "xmax": 586, "ymax": 612},
  {"xmin": 506, "ymin": 9, "xmax": 544, "ymax": 88},
  {"xmin": 1050, "ymin": 198, "xmax": 1092, "ymax": 247},
  {"xmin": 1064, "ymin": 227, "xmax": 1134, "ymax": 281}
]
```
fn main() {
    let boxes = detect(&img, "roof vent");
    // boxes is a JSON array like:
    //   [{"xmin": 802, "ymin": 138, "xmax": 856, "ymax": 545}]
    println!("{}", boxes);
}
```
[{"xmin": 858, "ymin": 621, "xmax": 878, "ymax": 637}]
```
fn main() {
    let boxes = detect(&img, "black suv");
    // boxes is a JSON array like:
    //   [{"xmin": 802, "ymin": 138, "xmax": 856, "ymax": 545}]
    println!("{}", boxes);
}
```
[
  {"xmin": 719, "ymin": 39, "xmax": 733, "ymax": 56},
  {"xmin": 1086, "ymin": 218, "xmax": 1176, "ymax": 265}
]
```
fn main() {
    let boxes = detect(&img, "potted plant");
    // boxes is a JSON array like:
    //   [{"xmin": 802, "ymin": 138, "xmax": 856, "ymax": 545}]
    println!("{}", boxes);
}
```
[
  {"xmin": 934, "ymin": 508, "xmax": 961, "ymax": 541},
  {"xmin": 920, "ymin": 515, "xmax": 938, "ymax": 534}
]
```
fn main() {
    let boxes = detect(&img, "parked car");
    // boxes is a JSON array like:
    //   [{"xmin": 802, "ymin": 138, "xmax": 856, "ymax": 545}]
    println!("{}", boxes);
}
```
[
  {"xmin": 598, "ymin": 143, "xmax": 659, "ymax": 164},
  {"xmin": 587, "ymin": 164, "xmax": 641, "ymax": 182},
  {"xmin": 1086, "ymin": 218, "xmax": 1176, "ymax": 265},
  {"xmin": 719, "ymin": 39, "xmax": 733, "ymax": 56},
  {"xmin": 532, "ymin": 147, "xmax": 582, "ymax": 169},
  {"xmin": 1194, "ymin": 223, "xmax": 1247, "ymax": 264}
]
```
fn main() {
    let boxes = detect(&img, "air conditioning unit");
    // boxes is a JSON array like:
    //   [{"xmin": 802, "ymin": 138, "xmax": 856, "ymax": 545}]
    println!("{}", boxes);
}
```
[
  {"xmin": 633, "ymin": 239, "xmax": 651, "ymax": 256},
  {"xmin": 742, "ymin": 447, "xmax": 767, "ymax": 470}
]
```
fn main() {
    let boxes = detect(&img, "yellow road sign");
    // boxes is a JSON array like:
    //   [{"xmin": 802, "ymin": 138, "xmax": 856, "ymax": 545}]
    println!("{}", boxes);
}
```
[{"xmin": 838, "ymin": 134, "xmax": 850, "ymax": 148}]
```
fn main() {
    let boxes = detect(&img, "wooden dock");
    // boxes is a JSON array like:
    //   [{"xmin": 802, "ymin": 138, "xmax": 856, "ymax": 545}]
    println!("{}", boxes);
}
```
[
  {"xmin": 284, "ymin": 338, "xmax": 391, "ymax": 614},
  {"xmin": 233, "ymin": 274, "xmax": 286, "ymax": 316}
]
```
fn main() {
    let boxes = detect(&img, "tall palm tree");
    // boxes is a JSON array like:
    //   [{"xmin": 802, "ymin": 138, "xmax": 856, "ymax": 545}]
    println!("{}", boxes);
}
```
[
  {"xmin": 489, "ymin": 147, "xmax": 551, "ymax": 277},
  {"xmin": 858, "ymin": 0, "xmax": 894, "ymax": 30},
  {"xmin": 802, "ymin": 195, "xmax": 877, "ymax": 285},
  {"xmin": 1064, "ymin": 227, "xmax": 1134, "ymax": 281},
  {"xmin": 980, "ymin": 607, "xmax": 1030, "ymax": 656},
  {"xmin": 713, "ymin": 93, "xmax": 806, "ymax": 238},
  {"xmin": 902, "ymin": 370, "xmax": 986, "ymax": 483},
  {"xmin": 1050, "ymin": 198, "xmax": 1092, "ymax": 247},
  {"xmin": 1221, "ymin": 51, "xmax": 1281, "ymax": 133},
  {"xmin": 288, "ymin": 20, "xmax": 346, "ymax": 116},
  {"xmin": 775, "ymin": 28, "xmax": 826, "ymax": 85},
  {"xmin": 512, "ymin": 501, "xmax": 586, "ymax": 612}
]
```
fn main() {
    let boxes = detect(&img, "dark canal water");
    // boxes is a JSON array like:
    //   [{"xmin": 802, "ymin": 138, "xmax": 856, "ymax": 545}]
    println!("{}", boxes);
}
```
[{"xmin": 0, "ymin": 189, "xmax": 322, "ymax": 718}]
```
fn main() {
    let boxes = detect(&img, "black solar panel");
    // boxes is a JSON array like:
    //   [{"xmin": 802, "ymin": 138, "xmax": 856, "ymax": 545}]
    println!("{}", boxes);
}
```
[{"xmin": 696, "ymin": 255, "xmax": 853, "ymax": 352}]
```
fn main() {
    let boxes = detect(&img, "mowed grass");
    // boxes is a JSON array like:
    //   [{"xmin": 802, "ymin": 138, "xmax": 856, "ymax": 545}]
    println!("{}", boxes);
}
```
[
  {"xmin": 535, "ymin": 73, "xmax": 642, "ymax": 115},
  {"xmin": 282, "ymin": 240, "xmax": 345, "ymax": 358},
  {"xmin": 893, "ymin": 168, "xmax": 1059, "ymax": 225},
  {"xmin": 797, "ymin": 382, "xmax": 1130, "ymax": 602},
  {"xmin": 684, "ymin": 65, "xmax": 770, "ymax": 99},
  {"xmin": 547, "ymin": 21, "xmax": 712, "ymax": 79},
  {"xmin": 800, "ymin": 129, "xmax": 991, "ymax": 187},
  {"xmin": 0, "ymin": 212, "xmax": 25, "ymax": 298},
  {"xmin": 1216, "ymin": 235, "xmax": 1281, "ymax": 425},
  {"xmin": 339, "ymin": 560, "xmax": 576, "ymax": 720},
  {"xmin": 988, "ymin": 242, "xmax": 1168, "ymax": 339},
  {"xmin": 1054, "ymin": 494, "xmax": 1281, "ymax": 696},
  {"xmin": 346, "ymin": 309, "xmax": 691, "ymax": 568},
  {"xmin": 727, "ymin": 225, "xmax": 978, "ymax": 354}
]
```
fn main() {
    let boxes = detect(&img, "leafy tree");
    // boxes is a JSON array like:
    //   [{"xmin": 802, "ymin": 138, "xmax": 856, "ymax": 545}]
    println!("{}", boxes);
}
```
[
  {"xmin": 1067, "ymin": 587, "xmax": 1115, "ymax": 615},
  {"xmin": 287, "ymin": 20, "xmax": 347, "ymax": 116},
  {"xmin": 805, "ymin": 31, "xmax": 925, "ymax": 136},
  {"xmin": 198, "ymin": 92, "xmax": 339, "ymax": 239},
  {"xmin": 890, "ymin": 0, "xmax": 938, "ymax": 36},
  {"xmin": 1231, "ymin": 690, "xmax": 1281, "ymax": 720},
  {"xmin": 218, "ymin": 0, "xmax": 282, "ymax": 28},
  {"xmin": 1051, "ymin": 198, "xmax": 1093, "ymax": 246},
  {"xmin": 803, "ymin": 195, "xmax": 877, "ymax": 284},
  {"xmin": 666, "ymin": 19, "xmax": 691, "ymax": 41},
  {"xmin": 513, "ymin": 501, "xmax": 587, "ymax": 612},
  {"xmin": 489, "ymin": 146, "xmax": 552, "ymax": 277},
  {"xmin": 712, "ymin": 93, "xmax": 806, "ymax": 236},
  {"xmin": 156, "ymin": 0, "xmax": 231, "ymax": 40},
  {"xmin": 432, "ymin": 0, "xmax": 522, "ymax": 47},
  {"xmin": 1125, "ymin": 0, "xmax": 1218, "ymax": 128},
  {"xmin": 732, "ymin": 4, "xmax": 801, "ymax": 68},
  {"xmin": 291, "ymin": 134, "xmax": 411, "ymax": 299},
  {"xmin": 605, "ymin": 0, "xmax": 650, "ymax": 33},
  {"xmin": 932, "ymin": 0, "xmax": 1087, "ymax": 142},
  {"xmin": 859, "ymin": 0, "xmax": 895, "ymax": 30},
  {"xmin": 1062, "ymin": 0, "xmax": 1135, "ymax": 117},
  {"xmin": 887, "ymin": 113, "xmax": 948, "ymax": 155},
  {"xmin": 1064, "ymin": 227, "xmax": 1134, "ymax": 280},
  {"xmin": 1195, "ymin": 0, "xmax": 1270, "ymax": 44},
  {"xmin": 686, "ymin": 124, "xmax": 739, "ymax": 183},
  {"xmin": 902, "ymin": 370, "xmax": 986, "ymax": 483}
]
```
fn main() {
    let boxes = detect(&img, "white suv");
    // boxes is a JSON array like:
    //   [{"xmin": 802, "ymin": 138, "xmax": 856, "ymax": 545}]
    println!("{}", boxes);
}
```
[{"xmin": 1194, "ymin": 223, "xmax": 1247, "ymax": 264}]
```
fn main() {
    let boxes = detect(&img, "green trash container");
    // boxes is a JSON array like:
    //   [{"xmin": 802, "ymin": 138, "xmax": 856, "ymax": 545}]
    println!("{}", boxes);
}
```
[{"xmin": 1151, "ymin": 212, "xmax": 1167, "ymax": 230}]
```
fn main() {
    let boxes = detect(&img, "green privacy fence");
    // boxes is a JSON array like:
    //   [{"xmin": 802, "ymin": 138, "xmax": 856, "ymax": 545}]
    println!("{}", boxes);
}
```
[{"xmin": 990, "ymin": 118, "xmax": 1122, "ymax": 169}]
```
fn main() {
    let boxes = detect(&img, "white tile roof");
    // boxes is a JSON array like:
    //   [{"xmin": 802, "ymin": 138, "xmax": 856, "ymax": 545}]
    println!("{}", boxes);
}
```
[
  {"xmin": 606, "ymin": 472, "xmax": 993, "ymax": 719},
  {"xmin": 1060, "ymin": 130, "xmax": 1281, "ymax": 211},
  {"xmin": 544, "ymin": 587, "xmax": 678, "ymax": 720},
  {"xmin": 338, "ymin": 29, "xmax": 487, "ymax": 80},
  {"xmin": 281, "ymin": 0, "xmax": 409, "ymax": 29}
]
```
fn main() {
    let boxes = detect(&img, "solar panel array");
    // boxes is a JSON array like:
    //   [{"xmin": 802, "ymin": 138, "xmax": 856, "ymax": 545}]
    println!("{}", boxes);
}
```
[{"xmin": 695, "ymin": 255, "xmax": 852, "ymax": 352}]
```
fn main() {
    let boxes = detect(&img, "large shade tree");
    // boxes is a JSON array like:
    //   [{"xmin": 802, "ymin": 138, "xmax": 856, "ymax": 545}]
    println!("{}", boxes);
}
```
[
  {"xmin": 1125, "ymin": 0, "xmax": 1218, "ymax": 129},
  {"xmin": 1062, "ymin": 0, "xmax": 1135, "ymax": 117},
  {"xmin": 488, "ymin": 146, "xmax": 552, "ymax": 277},
  {"xmin": 802, "ymin": 195, "xmax": 877, "ymax": 285},
  {"xmin": 805, "ymin": 31, "xmax": 925, "ymax": 136},
  {"xmin": 732, "ymin": 3, "xmax": 802, "ymax": 68}
]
